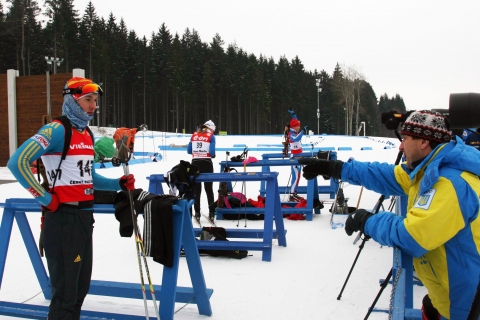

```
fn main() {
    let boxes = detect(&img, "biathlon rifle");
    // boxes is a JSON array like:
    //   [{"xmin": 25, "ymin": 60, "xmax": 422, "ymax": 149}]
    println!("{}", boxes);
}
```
[{"xmin": 282, "ymin": 123, "xmax": 290, "ymax": 158}]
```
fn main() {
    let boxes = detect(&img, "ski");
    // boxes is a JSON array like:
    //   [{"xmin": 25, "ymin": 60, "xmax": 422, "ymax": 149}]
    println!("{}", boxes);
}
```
[
  {"xmin": 193, "ymin": 216, "xmax": 202, "ymax": 227},
  {"xmin": 180, "ymin": 251, "xmax": 210, "ymax": 257},
  {"xmin": 202, "ymin": 214, "xmax": 216, "ymax": 226}
]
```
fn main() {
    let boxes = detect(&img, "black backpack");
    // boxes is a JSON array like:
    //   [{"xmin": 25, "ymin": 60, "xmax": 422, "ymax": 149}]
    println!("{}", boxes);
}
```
[
  {"xmin": 164, "ymin": 160, "xmax": 200, "ymax": 199},
  {"xmin": 198, "ymin": 227, "xmax": 248, "ymax": 259}
]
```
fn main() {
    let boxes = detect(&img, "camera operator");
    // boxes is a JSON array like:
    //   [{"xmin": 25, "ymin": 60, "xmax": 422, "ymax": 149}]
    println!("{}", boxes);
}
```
[{"xmin": 299, "ymin": 110, "xmax": 480, "ymax": 320}]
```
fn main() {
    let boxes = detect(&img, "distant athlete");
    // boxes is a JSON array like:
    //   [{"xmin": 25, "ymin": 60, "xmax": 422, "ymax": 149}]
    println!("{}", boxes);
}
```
[
  {"xmin": 287, "ymin": 109, "xmax": 307, "ymax": 198},
  {"xmin": 187, "ymin": 120, "xmax": 217, "ymax": 222}
]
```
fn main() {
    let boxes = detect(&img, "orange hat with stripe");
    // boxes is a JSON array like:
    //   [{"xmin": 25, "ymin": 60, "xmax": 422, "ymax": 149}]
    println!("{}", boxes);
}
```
[{"xmin": 63, "ymin": 77, "xmax": 103, "ymax": 101}]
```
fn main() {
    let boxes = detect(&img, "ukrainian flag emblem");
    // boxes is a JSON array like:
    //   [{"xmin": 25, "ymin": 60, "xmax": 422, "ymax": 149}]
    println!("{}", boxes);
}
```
[
  {"xmin": 418, "ymin": 195, "xmax": 430, "ymax": 206},
  {"xmin": 414, "ymin": 189, "xmax": 436, "ymax": 210}
]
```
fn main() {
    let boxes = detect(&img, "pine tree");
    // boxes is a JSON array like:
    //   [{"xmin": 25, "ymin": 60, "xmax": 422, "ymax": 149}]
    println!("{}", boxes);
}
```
[{"xmin": 43, "ymin": 0, "xmax": 80, "ymax": 73}]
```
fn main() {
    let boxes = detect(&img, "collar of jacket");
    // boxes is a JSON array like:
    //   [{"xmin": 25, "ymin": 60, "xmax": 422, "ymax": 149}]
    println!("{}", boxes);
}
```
[{"xmin": 407, "ymin": 141, "xmax": 454, "ymax": 195}]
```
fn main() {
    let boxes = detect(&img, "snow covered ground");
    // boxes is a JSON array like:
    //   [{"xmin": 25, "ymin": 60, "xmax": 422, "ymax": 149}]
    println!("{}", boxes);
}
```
[{"xmin": 0, "ymin": 129, "xmax": 426, "ymax": 319}]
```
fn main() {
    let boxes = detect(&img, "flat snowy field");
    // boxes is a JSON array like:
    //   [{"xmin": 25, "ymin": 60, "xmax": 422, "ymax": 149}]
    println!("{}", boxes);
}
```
[{"xmin": 0, "ymin": 130, "xmax": 426, "ymax": 319}]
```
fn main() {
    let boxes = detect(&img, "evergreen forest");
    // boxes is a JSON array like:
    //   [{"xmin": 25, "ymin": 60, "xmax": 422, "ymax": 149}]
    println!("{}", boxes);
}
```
[{"xmin": 0, "ymin": 0, "xmax": 407, "ymax": 137}]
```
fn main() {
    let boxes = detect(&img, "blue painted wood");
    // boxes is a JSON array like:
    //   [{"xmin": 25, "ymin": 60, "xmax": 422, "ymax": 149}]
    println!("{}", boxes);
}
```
[
  {"xmin": 372, "ymin": 195, "xmax": 420, "ymax": 319},
  {"xmin": 15, "ymin": 211, "xmax": 51, "ymax": 299},
  {"xmin": 94, "ymin": 156, "xmax": 161, "ymax": 169},
  {"xmin": 258, "ymin": 152, "xmax": 339, "ymax": 200},
  {"xmin": 87, "ymin": 279, "xmax": 213, "ymax": 302},
  {"xmin": 0, "ymin": 301, "xmax": 166, "ymax": 319},
  {"xmin": 148, "ymin": 172, "xmax": 287, "ymax": 261},
  {"xmin": 404, "ymin": 308, "xmax": 423, "ymax": 319},
  {"xmin": 0, "ymin": 198, "xmax": 212, "ymax": 320},
  {"xmin": 192, "ymin": 228, "xmax": 287, "ymax": 239},
  {"xmin": 217, "ymin": 159, "xmax": 321, "ymax": 220},
  {"xmin": 158, "ymin": 146, "xmax": 338, "ymax": 152},
  {"xmin": 0, "ymin": 207, "xmax": 14, "ymax": 289}
]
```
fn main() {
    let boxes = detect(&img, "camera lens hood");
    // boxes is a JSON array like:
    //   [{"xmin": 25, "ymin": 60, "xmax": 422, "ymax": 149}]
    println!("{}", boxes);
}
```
[{"xmin": 449, "ymin": 93, "xmax": 480, "ymax": 129}]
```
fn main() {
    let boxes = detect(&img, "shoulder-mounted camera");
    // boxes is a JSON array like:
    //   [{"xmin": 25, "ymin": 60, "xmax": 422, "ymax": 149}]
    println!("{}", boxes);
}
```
[{"xmin": 381, "ymin": 93, "xmax": 480, "ymax": 131}]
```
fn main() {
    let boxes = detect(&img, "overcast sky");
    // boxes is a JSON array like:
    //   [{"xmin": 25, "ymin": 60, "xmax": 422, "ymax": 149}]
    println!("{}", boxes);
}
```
[{"xmin": 61, "ymin": 0, "xmax": 480, "ymax": 111}]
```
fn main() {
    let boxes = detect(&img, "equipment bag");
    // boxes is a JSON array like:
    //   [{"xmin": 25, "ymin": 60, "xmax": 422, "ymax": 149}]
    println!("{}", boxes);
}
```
[
  {"xmin": 224, "ymin": 192, "xmax": 252, "ymax": 209},
  {"xmin": 164, "ymin": 160, "xmax": 200, "ymax": 199},
  {"xmin": 198, "ymin": 227, "xmax": 248, "ymax": 259}
]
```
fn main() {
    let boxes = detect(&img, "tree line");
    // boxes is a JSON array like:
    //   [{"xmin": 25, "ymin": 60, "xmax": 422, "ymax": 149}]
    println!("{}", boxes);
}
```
[{"xmin": 0, "ymin": 0, "xmax": 406, "ymax": 137}]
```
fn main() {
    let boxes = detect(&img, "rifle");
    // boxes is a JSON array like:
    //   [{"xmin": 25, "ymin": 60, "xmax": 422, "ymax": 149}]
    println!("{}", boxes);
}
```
[
  {"xmin": 282, "ymin": 124, "xmax": 290, "ymax": 158},
  {"xmin": 217, "ymin": 151, "xmax": 231, "ymax": 208},
  {"xmin": 36, "ymin": 115, "xmax": 52, "ymax": 256}
]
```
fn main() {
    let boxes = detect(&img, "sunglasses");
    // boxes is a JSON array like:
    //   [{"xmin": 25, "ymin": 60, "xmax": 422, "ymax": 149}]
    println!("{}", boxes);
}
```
[{"xmin": 63, "ymin": 83, "xmax": 103, "ymax": 97}]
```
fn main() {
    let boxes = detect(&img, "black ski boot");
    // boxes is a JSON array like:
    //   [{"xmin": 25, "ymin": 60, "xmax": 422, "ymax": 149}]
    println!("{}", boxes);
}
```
[
  {"xmin": 289, "ymin": 192, "xmax": 304, "ymax": 202},
  {"xmin": 194, "ymin": 213, "xmax": 201, "ymax": 226},
  {"xmin": 208, "ymin": 212, "xmax": 215, "ymax": 223}
]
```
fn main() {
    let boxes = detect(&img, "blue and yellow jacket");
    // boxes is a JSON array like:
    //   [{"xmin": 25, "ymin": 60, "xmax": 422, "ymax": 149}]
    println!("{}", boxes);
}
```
[
  {"xmin": 341, "ymin": 137, "xmax": 480, "ymax": 319},
  {"xmin": 7, "ymin": 122, "xmax": 122, "ymax": 208}
]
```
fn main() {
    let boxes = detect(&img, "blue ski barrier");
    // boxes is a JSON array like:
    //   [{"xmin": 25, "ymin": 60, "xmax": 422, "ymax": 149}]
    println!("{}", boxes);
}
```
[
  {"xmin": 0, "ymin": 198, "xmax": 212, "ymax": 320},
  {"xmin": 147, "ymin": 172, "xmax": 287, "ymax": 262}
]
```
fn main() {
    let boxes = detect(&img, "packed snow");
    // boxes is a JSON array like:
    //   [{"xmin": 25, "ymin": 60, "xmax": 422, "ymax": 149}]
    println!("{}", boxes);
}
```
[{"xmin": 0, "ymin": 129, "xmax": 427, "ymax": 319}]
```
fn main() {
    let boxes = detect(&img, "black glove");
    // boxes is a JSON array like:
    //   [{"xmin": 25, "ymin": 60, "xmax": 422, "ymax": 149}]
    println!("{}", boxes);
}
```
[
  {"xmin": 303, "ymin": 126, "xmax": 308, "ymax": 134},
  {"xmin": 288, "ymin": 109, "xmax": 295, "ymax": 116},
  {"xmin": 298, "ymin": 158, "xmax": 343, "ymax": 180},
  {"xmin": 345, "ymin": 209, "xmax": 373, "ymax": 236}
]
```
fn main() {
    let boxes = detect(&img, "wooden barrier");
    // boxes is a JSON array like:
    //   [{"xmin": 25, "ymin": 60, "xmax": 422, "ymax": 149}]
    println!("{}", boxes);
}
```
[
  {"xmin": 259, "ymin": 152, "xmax": 339, "ymax": 199},
  {"xmin": 218, "ymin": 159, "xmax": 321, "ymax": 220},
  {"xmin": 148, "ymin": 172, "xmax": 287, "ymax": 262},
  {"xmin": 0, "ymin": 198, "xmax": 212, "ymax": 319}
]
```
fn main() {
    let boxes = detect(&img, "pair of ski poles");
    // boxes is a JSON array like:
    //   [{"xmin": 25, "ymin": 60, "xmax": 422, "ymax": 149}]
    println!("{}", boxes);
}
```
[{"xmin": 115, "ymin": 137, "xmax": 160, "ymax": 320}]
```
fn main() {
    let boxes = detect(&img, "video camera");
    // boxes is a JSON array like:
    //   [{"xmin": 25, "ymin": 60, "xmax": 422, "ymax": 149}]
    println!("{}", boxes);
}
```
[{"xmin": 381, "ymin": 92, "xmax": 480, "ymax": 131}]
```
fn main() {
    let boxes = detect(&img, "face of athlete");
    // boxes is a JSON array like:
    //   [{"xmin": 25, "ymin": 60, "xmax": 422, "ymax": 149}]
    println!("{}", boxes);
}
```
[
  {"xmin": 77, "ymin": 93, "xmax": 99, "ymax": 116},
  {"xmin": 292, "ymin": 125, "xmax": 301, "ymax": 132},
  {"xmin": 399, "ymin": 135, "xmax": 431, "ymax": 169}
]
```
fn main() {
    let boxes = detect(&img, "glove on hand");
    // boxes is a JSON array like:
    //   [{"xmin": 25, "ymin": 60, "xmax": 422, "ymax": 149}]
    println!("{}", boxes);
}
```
[
  {"xmin": 288, "ymin": 109, "xmax": 296, "ymax": 116},
  {"xmin": 298, "ymin": 158, "xmax": 343, "ymax": 180},
  {"xmin": 345, "ymin": 209, "xmax": 373, "ymax": 236},
  {"xmin": 120, "ymin": 174, "xmax": 135, "ymax": 191},
  {"xmin": 45, "ymin": 193, "xmax": 60, "ymax": 212},
  {"xmin": 303, "ymin": 126, "xmax": 309, "ymax": 134}
]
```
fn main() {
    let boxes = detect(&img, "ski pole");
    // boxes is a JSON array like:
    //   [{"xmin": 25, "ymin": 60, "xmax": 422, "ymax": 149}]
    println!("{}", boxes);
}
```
[
  {"xmin": 337, "ymin": 193, "xmax": 385, "ymax": 300},
  {"xmin": 337, "ymin": 234, "xmax": 369, "ymax": 300},
  {"xmin": 356, "ymin": 186, "xmax": 364, "ymax": 210},
  {"xmin": 338, "ymin": 149, "xmax": 403, "ymax": 300},
  {"xmin": 117, "ymin": 135, "xmax": 160, "ymax": 320},
  {"xmin": 124, "ymin": 163, "xmax": 161, "ymax": 320}
]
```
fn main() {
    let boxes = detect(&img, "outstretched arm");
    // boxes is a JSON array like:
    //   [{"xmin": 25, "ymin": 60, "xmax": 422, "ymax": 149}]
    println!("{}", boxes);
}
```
[
  {"xmin": 7, "ymin": 123, "xmax": 65, "ymax": 207},
  {"xmin": 288, "ymin": 109, "xmax": 297, "ymax": 119}
]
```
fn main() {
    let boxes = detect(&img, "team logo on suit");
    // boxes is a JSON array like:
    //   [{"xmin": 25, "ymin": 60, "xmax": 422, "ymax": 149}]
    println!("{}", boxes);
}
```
[{"xmin": 414, "ymin": 189, "xmax": 436, "ymax": 210}]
